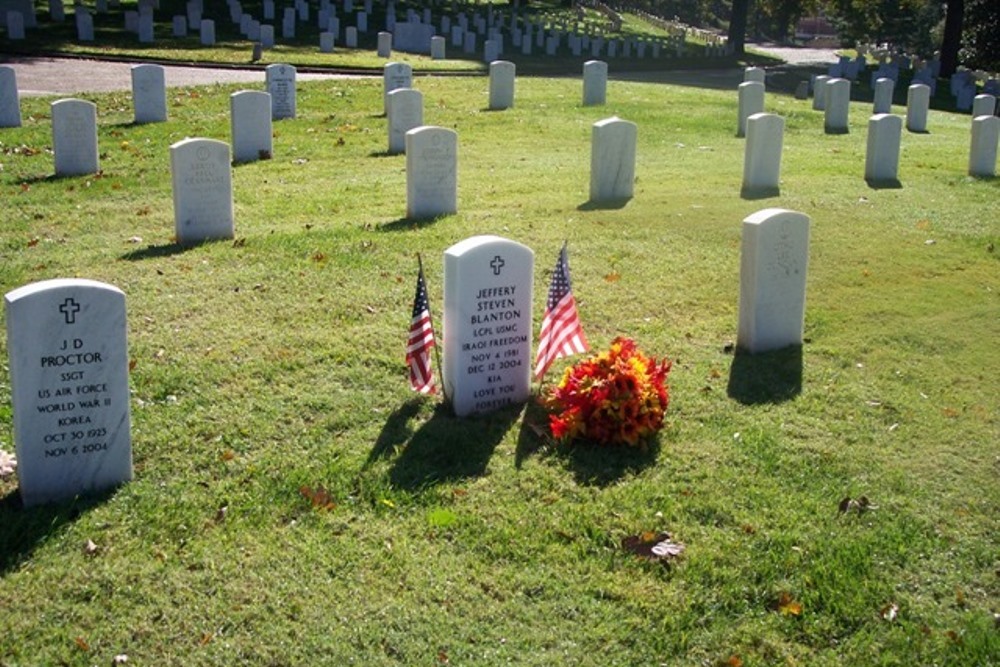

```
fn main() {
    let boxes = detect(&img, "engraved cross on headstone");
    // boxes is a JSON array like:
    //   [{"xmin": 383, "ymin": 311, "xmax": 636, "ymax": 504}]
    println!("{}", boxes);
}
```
[
  {"xmin": 490, "ymin": 255, "xmax": 505, "ymax": 275},
  {"xmin": 59, "ymin": 297, "xmax": 81, "ymax": 324}
]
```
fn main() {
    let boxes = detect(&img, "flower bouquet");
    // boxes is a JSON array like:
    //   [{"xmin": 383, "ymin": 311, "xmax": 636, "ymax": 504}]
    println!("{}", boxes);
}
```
[{"xmin": 542, "ymin": 337, "xmax": 671, "ymax": 447}]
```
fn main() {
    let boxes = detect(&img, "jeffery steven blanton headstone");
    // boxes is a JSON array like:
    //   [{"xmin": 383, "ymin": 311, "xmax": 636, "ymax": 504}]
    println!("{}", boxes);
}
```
[
  {"xmin": 170, "ymin": 138, "xmax": 235, "ymax": 243},
  {"xmin": 5, "ymin": 279, "xmax": 133, "ymax": 507},
  {"xmin": 443, "ymin": 235, "xmax": 533, "ymax": 417}
]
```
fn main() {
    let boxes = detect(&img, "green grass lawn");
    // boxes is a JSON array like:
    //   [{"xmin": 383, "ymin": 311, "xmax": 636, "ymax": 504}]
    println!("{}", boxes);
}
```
[{"xmin": 0, "ymin": 68, "xmax": 998, "ymax": 665}]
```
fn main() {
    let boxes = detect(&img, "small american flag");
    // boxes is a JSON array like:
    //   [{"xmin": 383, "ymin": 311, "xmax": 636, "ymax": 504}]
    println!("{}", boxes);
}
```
[
  {"xmin": 534, "ymin": 242, "xmax": 589, "ymax": 380},
  {"xmin": 407, "ymin": 265, "xmax": 437, "ymax": 394}
]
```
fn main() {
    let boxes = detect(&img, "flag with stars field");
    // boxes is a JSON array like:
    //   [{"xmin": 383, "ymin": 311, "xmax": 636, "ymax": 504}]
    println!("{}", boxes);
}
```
[
  {"xmin": 407, "ymin": 263, "xmax": 437, "ymax": 394},
  {"xmin": 534, "ymin": 242, "xmax": 589, "ymax": 380}
]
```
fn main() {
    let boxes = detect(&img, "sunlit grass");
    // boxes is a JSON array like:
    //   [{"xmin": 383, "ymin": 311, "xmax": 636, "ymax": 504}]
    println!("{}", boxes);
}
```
[{"xmin": 0, "ymin": 70, "xmax": 997, "ymax": 666}]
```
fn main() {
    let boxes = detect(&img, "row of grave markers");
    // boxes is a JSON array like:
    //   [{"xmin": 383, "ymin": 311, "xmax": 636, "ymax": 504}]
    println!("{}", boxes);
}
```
[
  {"xmin": 2, "ymin": 0, "xmax": 697, "ymax": 63},
  {"xmin": 737, "ymin": 67, "xmax": 999, "ymax": 183},
  {"xmin": 4, "ymin": 62, "xmax": 996, "ymax": 509},
  {"xmin": 4, "ymin": 206, "xmax": 808, "ymax": 506},
  {"xmin": 8, "ymin": 61, "xmax": 998, "ymax": 201}
]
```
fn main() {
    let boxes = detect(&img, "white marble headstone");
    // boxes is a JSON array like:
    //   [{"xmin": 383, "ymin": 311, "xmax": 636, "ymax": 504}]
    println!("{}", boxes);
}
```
[
  {"xmin": 589, "ymin": 116, "xmax": 636, "ymax": 202},
  {"xmin": 969, "ymin": 115, "xmax": 999, "ymax": 177},
  {"xmin": 170, "ymin": 138, "xmax": 235, "ymax": 243},
  {"xmin": 971, "ymin": 94, "xmax": 996, "ymax": 119},
  {"xmin": 6, "ymin": 10, "xmax": 25, "ymax": 39},
  {"xmin": 49, "ymin": 0, "xmax": 65, "ymax": 22},
  {"xmin": 230, "ymin": 90, "xmax": 273, "ymax": 163},
  {"xmin": 200, "ymin": 18, "xmax": 215, "ymax": 45},
  {"xmin": 873, "ymin": 77, "xmax": 894, "ymax": 114},
  {"xmin": 737, "ymin": 80, "xmax": 764, "ymax": 137},
  {"xmin": 443, "ymin": 236, "xmax": 533, "ymax": 417},
  {"xmin": 742, "ymin": 112, "xmax": 783, "ymax": 194},
  {"xmin": 76, "ymin": 9, "xmax": 94, "ymax": 40},
  {"xmin": 377, "ymin": 30, "xmax": 392, "ymax": 57},
  {"xmin": 811, "ymin": 74, "xmax": 830, "ymax": 111},
  {"xmin": 905, "ymin": 83, "xmax": 930, "ymax": 132},
  {"xmin": 488, "ymin": 60, "xmax": 515, "ymax": 110},
  {"xmin": 582, "ymin": 59, "xmax": 607, "ymax": 106},
  {"xmin": 131, "ymin": 64, "xmax": 167, "ymax": 124},
  {"xmin": 260, "ymin": 24, "xmax": 275, "ymax": 48},
  {"xmin": 5, "ymin": 279, "xmax": 132, "ymax": 507},
  {"xmin": 864, "ymin": 113, "xmax": 902, "ymax": 183},
  {"xmin": 430, "ymin": 34, "xmax": 445, "ymax": 59},
  {"xmin": 266, "ymin": 63, "xmax": 296, "ymax": 120},
  {"xmin": 743, "ymin": 66, "xmax": 765, "ymax": 85},
  {"xmin": 52, "ymin": 98, "xmax": 99, "ymax": 177},
  {"xmin": 0, "ymin": 65, "xmax": 21, "ymax": 128},
  {"xmin": 382, "ymin": 61, "xmax": 412, "ymax": 114},
  {"xmin": 824, "ymin": 78, "xmax": 850, "ymax": 134},
  {"xmin": 737, "ymin": 208, "xmax": 810, "ymax": 354},
  {"xmin": 405, "ymin": 126, "xmax": 457, "ymax": 219},
  {"xmin": 387, "ymin": 87, "xmax": 422, "ymax": 154}
]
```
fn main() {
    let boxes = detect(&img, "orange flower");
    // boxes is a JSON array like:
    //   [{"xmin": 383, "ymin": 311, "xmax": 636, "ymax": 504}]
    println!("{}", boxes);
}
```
[{"xmin": 543, "ymin": 338, "xmax": 670, "ymax": 447}]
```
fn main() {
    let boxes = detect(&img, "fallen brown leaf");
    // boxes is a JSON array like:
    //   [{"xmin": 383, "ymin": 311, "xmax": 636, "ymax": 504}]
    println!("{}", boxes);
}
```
[{"xmin": 776, "ymin": 592, "xmax": 802, "ymax": 616}]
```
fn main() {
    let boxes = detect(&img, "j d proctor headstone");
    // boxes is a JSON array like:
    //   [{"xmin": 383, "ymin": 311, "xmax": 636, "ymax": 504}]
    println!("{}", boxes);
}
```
[
  {"xmin": 4, "ymin": 279, "xmax": 132, "ymax": 506},
  {"xmin": 443, "ymin": 236, "xmax": 533, "ymax": 417}
]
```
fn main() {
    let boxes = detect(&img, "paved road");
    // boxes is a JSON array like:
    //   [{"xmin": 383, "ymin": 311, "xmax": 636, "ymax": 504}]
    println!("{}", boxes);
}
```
[
  {"xmin": 4, "ymin": 44, "xmax": 838, "ymax": 96},
  {"xmin": 2, "ymin": 55, "xmax": 351, "ymax": 96}
]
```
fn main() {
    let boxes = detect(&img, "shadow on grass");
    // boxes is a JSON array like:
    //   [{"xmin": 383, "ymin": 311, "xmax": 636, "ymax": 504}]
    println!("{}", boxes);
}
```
[
  {"xmin": 232, "ymin": 152, "xmax": 273, "ymax": 166},
  {"xmin": 377, "ymin": 215, "xmax": 446, "ymax": 231},
  {"xmin": 514, "ymin": 397, "xmax": 660, "ymax": 486},
  {"xmin": 383, "ymin": 401, "xmax": 522, "ymax": 489},
  {"xmin": 577, "ymin": 197, "xmax": 631, "ymax": 211},
  {"xmin": 16, "ymin": 172, "xmax": 96, "ymax": 186},
  {"xmin": 368, "ymin": 150, "xmax": 401, "ymax": 158},
  {"xmin": 0, "ymin": 487, "xmax": 116, "ymax": 576},
  {"xmin": 514, "ymin": 397, "xmax": 551, "ymax": 468},
  {"xmin": 740, "ymin": 186, "xmax": 780, "ymax": 200},
  {"xmin": 119, "ymin": 240, "xmax": 205, "ymax": 260},
  {"xmin": 726, "ymin": 345, "xmax": 803, "ymax": 405},
  {"xmin": 559, "ymin": 439, "xmax": 661, "ymax": 487},
  {"xmin": 865, "ymin": 177, "xmax": 903, "ymax": 190},
  {"xmin": 367, "ymin": 397, "xmax": 426, "ymax": 463}
]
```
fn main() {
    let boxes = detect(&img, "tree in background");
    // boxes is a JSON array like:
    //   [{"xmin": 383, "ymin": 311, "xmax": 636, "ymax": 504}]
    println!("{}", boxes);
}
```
[
  {"xmin": 937, "ymin": 0, "xmax": 962, "ymax": 77},
  {"xmin": 727, "ymin": 0, "xmax": 749, "ymax": 53},
  {"xmin": 752, "ymin": 0, "xmax": 814, "ymax": 41},
  {"xmin": 824, "ymin": 0, "xmax": 941, "ymax": 54},
  {"xmin": 958, "ymin": 0, "xmax": 1000, "ymax": 71}
]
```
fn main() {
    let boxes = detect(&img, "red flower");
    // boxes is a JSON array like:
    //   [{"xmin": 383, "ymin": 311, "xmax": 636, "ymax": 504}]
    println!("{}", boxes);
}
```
[{"xmin": 543, "ymin": 338, "xmax": 671, "ymax": 447}]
